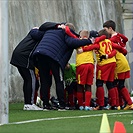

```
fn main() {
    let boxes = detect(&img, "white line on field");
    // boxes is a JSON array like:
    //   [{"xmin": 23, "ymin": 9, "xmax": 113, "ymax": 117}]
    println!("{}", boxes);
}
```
[{"xmin": 6, "ymin": 111, "xmax": 133, "ymax": 125}]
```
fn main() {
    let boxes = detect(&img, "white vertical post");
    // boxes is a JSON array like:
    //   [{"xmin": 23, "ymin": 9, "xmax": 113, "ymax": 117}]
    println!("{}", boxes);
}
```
[{"xmin": 0, "ymin": 0, "xmax": 9, "ymax": 125}]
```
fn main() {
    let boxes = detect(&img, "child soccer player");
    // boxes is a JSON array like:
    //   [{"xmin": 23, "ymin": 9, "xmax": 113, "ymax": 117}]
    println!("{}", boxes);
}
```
[
  {"xmin": 103, "ymin": 20, "xmax": 133, "ymax": 110},
  {"xmin": 78, "ymin": 29, "xmax": 127, "ymax": 110},
  {"xmin": 76, "ymin": 30, "xmax": 95, "ymax": 110},
  {"xmin": 64, "ymin": 63, "xmax": 77, "ymax": 109}
]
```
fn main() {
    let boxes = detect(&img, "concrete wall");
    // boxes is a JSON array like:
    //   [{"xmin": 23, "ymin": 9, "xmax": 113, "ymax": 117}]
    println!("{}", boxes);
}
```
[
  {"xmin": 122, "ymin": 14, "xmax": 133, "ymax": 93},
  {"xmin": 9, "ymin": 0, "xmax": 129, "ymax": 102}
]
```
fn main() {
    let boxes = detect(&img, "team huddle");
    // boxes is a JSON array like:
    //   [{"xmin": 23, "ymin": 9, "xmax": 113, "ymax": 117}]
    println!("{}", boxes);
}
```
[{"xmin": 10, "ymin": 20, "xmax": 133, "ymax": 111}]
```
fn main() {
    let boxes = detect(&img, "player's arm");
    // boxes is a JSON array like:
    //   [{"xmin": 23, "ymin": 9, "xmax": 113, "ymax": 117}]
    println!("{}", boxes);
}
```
[
  {"xmin": 118, "ymin": 33, "xmax": 128, "ymax": 43},
  {"xmin": 64, "ymin": 26, "xmax": 78, "ymax": 38},
  {"xmin": 77, "ymin": 43, "xmax": 99, "ymax": 54},
  {"xmin": 99, "ymin": 49, "xmax": 117, "ymax": 61},
  {"xmin": 112, "ymin": 42, "xmax": 127, "ymax": 55},
  {"xmin": 82, "ymin": 44, "xmax": 100, "ymax": 51}
]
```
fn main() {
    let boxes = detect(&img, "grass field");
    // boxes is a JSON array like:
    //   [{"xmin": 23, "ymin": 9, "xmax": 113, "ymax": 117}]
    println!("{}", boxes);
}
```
[{"xmin": 0, "ymin": 103, "xmax": 133, "ymax": 133}]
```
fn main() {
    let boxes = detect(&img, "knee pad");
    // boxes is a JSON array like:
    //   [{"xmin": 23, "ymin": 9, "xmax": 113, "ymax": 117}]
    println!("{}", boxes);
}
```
[{"xmin": 96, "ymin": 80, "xmax": 103, "ymax": 87}]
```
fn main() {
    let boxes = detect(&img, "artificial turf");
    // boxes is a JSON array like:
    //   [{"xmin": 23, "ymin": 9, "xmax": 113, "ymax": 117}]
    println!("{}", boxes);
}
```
[{"xmin": 0, "ymin": 103, "xmax": 133, "ymax": 133}]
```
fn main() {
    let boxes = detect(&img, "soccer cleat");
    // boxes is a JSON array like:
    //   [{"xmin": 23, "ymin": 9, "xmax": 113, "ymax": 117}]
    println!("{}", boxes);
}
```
[
  {"xmin": 23, "ymin": 104, "xmax": 43, "ymax": 110},
  {"xmin": 120, "ymin": 105, "xmax": 126, "ymax": 110},
  {"xmin": 123, "ymin": 104, "xmax": 133, "ymax": 110},
  {"xmin": 93, "ymin": 106, "xmax": 105, "ymax": 110},
  {"xmin": 103, "ymin": 104, "xmax": 111, "ymax": 110},
  {"xmin": 117, "ymin": 106, "xmax": 121, "ymax": 110},
  {"xmin": 110, "ymin": 106, "xmax": 118, "ymax": 110},
  {"xmin": 84, "ymin": 106, "xmax": 93, "ymax": 111},
  {"xmin": 79, "ymin": 106, "xmax": 84, "ymax": 110}
]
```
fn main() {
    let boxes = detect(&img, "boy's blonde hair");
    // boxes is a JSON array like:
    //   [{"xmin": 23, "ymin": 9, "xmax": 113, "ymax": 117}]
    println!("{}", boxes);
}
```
[
  {"xmin": 65, "ymin": 23, "xmax": 75, "ymax": 31},
  {"xmin": 79, "ymin": 30, "xmax": 90, "ymax": 39}
]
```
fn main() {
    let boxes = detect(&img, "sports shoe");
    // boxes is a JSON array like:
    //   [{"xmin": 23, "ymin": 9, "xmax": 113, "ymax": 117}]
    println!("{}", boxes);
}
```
[
  {"xmin": 110, "ymin": 106, "xmax": 118, "ymax": 110},
  {"xmin": 123, "ymin": 104, "xmax": 133, "ymax": 110},
  {"xmin": 23, "ymin": 104, "xmax": 43, "ymax": 110},
  {"xmin": 120, "ymin": 105, "xmax": 125, "ymax": 110},
  {"xmin": 58, "ymin": 106, "xmax": 67, "ymax": 111},
  {"xmin": 103, "ymin": 104, "xmax": 111, "ymax": 110},
  {"xmin": 79, "ymin": 106, "xmax": 84, "ymax": 110},
  {"xmin": 43, "ymin": 104, "xmax": 52, "ymax": 111},
  {"xmin": 93, "ymin": 106, "xmax": 104, "ymax": 110},
  {"xmin": 84, "ymin": 106, "xmax": 93, "ymax": 111},
  {"xmin": 68, "ymin": 106, "xmax": 76, "ymax": 110},
  {"xmin": 36, "ymin": 96, "xmax": 43, "ymax": 108},
  {"xmin": 117, "ymin": 106, "xmax": 121, "ymax": 110}
]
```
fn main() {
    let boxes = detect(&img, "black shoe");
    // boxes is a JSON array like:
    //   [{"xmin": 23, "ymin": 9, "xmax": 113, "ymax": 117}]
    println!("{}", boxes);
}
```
[
  {"xmin": 120, "ymin": 105, "xmax": 125, "ymax": 110},
  {"xmin": 68, "ymin": 106, "xmax": 76, "ymax": 110},
  {"xmin": 51, "ymin": 106, "xmax": 58, "ymax": 110},
  {"xmin": 43, "ymin": 104, "xmax": 52, "ymax": 111},
  {"xmin": 110, "ymin": 106, "xmax": 117, "ymax": 110},
  {"xmin": 98, "ymin": 106, "xmax": 104, "ymax": 110},
  {"xmin": 50, "ymin": 97, "xmax": 59, "ymax": 107},
  {"xmin": 58, "ymin": 106, "xmax": 67, "ymax": 111}
]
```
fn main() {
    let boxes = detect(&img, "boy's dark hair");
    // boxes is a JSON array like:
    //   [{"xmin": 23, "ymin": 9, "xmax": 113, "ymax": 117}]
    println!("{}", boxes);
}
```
[
  {"xmin": 89, "ymin": 30, "xmax": 99, "ymax": 38},
  {"xmin": 98, "ymin": 29, "xmax": 110, "ymax": 39},
  {"xmin": 103, "ymin": 20, "xmax": 116, "ymax": 31}
]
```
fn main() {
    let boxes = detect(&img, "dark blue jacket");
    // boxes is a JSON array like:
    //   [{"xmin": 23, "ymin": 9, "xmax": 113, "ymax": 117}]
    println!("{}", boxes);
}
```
[
  {"xmin": 10, "ymin": 22, "xmax": 59, "ymax": 69},
  {"xmin": 33, "ymin": 29, "xmax": 92, "ymax": 70}
]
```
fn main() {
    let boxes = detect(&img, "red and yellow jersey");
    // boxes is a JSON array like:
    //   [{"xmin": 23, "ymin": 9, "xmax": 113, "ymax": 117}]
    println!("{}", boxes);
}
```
[
  {"xmin": 76, "ymin": 45, "xmax": 94, "ymax": 67},
  {"xmin": 96, "ymin": 39, "xmax": 116, "ymax": 66},
  {"xmin": 115, "ymin": 51, "xmax": 130, "ymax": 73},
  {"xmin": 110, "ymin": 33, "xmax": 128, "ymax": 48}
]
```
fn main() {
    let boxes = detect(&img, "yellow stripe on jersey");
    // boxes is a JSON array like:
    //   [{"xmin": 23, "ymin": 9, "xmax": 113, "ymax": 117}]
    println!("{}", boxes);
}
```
[
  {"xmin": 77, "ymin": 74, "xmax": 81, "ymax": 84},
  {"xmin": 97, "ymin": 70, "xmax": 101, "ymax": 80}
]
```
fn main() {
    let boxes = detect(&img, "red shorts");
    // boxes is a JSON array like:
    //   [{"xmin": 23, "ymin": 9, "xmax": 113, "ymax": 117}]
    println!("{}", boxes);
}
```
[
  {"xmin": 117, "ymin": 71, "xmax": 130, "ymax": 79},
  {"xmin": 96, "ymin": 62, "xmax": 116, "ymax": 81},
  {"xmin": 76, "ymin": 63, "xmax": 94, "ymax": 85}
]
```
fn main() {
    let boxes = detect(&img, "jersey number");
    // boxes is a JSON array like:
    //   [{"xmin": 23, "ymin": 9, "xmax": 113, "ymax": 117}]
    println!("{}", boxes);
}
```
[{"xmin": 101, "ymin": 41, "xmax": 112, "ymax": 54}]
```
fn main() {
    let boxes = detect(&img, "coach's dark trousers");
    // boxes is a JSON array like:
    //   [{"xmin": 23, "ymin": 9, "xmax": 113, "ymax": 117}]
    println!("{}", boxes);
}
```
[
  {"xmin": 17, "ymin": 66, "xmax": 36, "ymax": 104},
  {"xmin": 37, "ymin": 54, "xmax": 65, "ymax": 107}
]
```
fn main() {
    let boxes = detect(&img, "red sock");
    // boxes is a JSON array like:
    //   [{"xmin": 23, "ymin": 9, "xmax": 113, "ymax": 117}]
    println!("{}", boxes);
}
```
[
  {"xmin": 77, "ymin": 92, "xmax": 83, "ymax": 106},
  {"xmin": 120, "ymin": 87, "xmax": 132, "ymax": 105},
  {"xmin": 108, "ymin": 88, "xmax": 116, "ymax": 106},
  {"xmin": 34, "ymin": 90, "xmax": 38, "ymax": 104},
  {"xmin": 85, "ymin": 91, "xmax": 92, "ymax": 106},
  {"xmin": 68, "ymin": 94, "xmax": 74, "ymax": 107},
  {"xmin": 96, "ymin": 87, "xmax": 104, "ymax": 107},
  {"xmin": 114, "ymin": 87, "xmax": 119, "ymax": 106}
]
